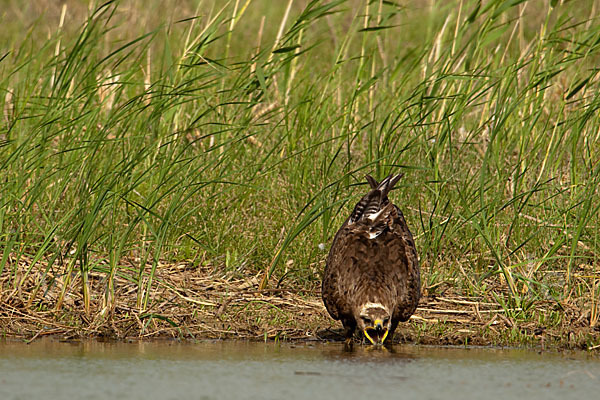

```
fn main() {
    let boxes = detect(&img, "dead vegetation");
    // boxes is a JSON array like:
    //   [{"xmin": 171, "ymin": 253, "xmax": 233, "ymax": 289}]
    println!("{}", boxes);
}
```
[{"xmin": 1, "ymin": 258, "xmax": 598, "ymax": 350}]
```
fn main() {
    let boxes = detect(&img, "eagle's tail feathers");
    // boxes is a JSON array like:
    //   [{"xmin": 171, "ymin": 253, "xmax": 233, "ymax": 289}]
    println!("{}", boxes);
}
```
[
  {"xmin": 378, "ymin": 173, "xmax": 404, "ymax": 198},
  {"xmin": 363, "ymin": 190, "xmax": 383, "ymax": 217},
  {"xmin": 350, "ymin": 189, "xmax": 382, "ymax": 223},
  {"xmin": 350, "ymin": 173, "xmax": 404, "ymax": 224},
  {"xmin": 365, "ymin": 174, "xmax": 379, "ymax": 189}
]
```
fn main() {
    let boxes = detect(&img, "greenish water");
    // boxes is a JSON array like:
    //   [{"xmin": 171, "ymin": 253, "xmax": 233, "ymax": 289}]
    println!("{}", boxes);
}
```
[{"xmin": 0, "ymin": 340, "xmax": 598, "ymax": 400}]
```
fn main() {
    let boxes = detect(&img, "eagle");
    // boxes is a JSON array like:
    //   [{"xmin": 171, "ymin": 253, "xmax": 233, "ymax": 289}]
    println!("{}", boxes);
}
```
[{"xmin": 322, "ymin": 173, "xmax": 420, "ymax": 346}]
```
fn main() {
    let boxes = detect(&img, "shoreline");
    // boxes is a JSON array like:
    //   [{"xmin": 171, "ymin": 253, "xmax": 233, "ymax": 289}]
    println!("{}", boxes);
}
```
[{"xmin": 1, "ymin": 263, "xmax": 598, "ymax": 350}]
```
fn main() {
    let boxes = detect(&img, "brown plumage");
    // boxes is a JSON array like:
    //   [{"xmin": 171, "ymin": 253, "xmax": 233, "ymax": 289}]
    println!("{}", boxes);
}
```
[{"xmin": 322, "ymin": 173, "xmax": 420, "ymax": 345}]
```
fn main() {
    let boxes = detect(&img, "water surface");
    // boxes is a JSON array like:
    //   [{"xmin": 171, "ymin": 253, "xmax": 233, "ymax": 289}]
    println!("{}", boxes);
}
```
[{"xmin": 1, "ymin": 340, "xmax": 598, "ymax": 400}]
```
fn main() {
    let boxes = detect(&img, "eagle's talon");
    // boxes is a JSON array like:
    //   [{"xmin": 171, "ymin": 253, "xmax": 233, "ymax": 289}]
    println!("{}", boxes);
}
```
[{"xmin": 343, "ymin": 338, "xmax": 354, "ymax": 351}]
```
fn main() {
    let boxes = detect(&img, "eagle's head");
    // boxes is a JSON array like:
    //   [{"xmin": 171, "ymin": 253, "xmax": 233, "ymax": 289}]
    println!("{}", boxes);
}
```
[{"xmin": 357, "ymin": 302, "xmax": 392, "ymax": 345}]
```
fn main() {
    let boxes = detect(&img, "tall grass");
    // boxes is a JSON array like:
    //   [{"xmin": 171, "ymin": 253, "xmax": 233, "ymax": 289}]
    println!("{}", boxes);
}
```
[{"xmin": 1, "ymin": 0, "xmax": 599, "ymax": 329}]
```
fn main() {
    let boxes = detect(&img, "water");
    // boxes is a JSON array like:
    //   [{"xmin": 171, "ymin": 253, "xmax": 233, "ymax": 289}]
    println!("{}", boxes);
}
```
[{"xmin": 1, "ymin": 340, "xmax": 598, "ymax": 400}]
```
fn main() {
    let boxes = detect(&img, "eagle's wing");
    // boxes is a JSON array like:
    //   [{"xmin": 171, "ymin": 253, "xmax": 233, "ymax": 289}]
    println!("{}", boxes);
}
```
[
  {"xmin": 322, "ymin": 216, "xmax": 352, "ymax": 321},
  {"xmin": 390, "ymin": 205, "xmax": 421, "ymax": 322}
]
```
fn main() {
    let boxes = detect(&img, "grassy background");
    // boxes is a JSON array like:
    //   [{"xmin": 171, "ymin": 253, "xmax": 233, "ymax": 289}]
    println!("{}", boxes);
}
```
[{"xmin": 1, "ymin": 0, "xmax": 599, "ymax": 332}]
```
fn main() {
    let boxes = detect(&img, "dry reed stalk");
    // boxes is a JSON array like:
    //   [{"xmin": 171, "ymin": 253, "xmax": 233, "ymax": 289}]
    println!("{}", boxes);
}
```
[{"xmin": 1, "ymin": 255, "xmax": 597, "ymax": 348}]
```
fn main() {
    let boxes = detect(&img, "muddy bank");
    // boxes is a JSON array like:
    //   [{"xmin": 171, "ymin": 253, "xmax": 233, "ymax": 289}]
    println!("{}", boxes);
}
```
[{"xmin": 1, "ymin": 262, "xmax": 598, "ymax": 350}]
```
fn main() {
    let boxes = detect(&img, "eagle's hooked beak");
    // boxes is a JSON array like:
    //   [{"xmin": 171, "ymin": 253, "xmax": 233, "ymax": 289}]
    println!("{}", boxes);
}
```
[{"xmin": 363, "ymin": 319, "xmax": 389, "ymax": 345}]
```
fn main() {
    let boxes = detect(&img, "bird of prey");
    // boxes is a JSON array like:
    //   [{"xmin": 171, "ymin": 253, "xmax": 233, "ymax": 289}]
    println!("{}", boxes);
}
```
[{"xmin": 322, "ymin": 173, "xmax": 420, "ymax": 346}]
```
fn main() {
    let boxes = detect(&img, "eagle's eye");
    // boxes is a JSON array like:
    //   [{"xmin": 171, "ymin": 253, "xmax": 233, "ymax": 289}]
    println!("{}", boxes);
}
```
[
  {"xmin": 383, "ymin": 317, "xmax": 390, "ymax": 324},
  {"xmin": 361, "ymin": 316, "xmax": 371, "ymax": 324}
]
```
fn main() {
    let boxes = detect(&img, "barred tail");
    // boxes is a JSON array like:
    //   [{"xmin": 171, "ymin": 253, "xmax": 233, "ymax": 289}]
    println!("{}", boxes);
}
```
[{"xmin": 349, "ymin": 173, "xmax": 404, "ymax": 224}]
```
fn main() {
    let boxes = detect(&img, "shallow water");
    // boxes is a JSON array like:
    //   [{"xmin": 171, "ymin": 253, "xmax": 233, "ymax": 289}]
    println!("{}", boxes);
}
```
[{"xmin": 0, "ymin": 340, "xmax": 598, "ymax": 400}]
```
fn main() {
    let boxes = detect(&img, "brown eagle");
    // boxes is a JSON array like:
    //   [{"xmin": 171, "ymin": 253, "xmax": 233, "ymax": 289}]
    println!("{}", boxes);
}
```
[{"xmin": 322, "ymin": 173, "xmax": 420, "ymax": 345}]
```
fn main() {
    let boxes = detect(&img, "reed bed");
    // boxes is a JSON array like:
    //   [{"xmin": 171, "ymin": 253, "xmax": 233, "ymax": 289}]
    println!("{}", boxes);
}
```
[{"xmin": 1, "ymin": 0, "xmax": 599, "ymax": 348}]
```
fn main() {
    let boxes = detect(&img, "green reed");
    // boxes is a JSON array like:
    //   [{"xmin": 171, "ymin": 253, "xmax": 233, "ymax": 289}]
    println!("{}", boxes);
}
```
[{"xmin": 0, "ymin": 0, "xmax": 599, "ymax": 330}]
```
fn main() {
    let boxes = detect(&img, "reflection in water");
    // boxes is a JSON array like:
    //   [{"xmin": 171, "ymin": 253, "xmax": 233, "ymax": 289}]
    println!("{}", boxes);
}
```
[
  {"xmin": 322, "ymin": 342, "xmax": 416, "ymax": 363},
  {"xmin": 294, "ymin": 344, "xmax": 415, "ymax": 380},
  {"xmin": 0, "ymin": 339, "xmax": 599, "ymax": 400}
]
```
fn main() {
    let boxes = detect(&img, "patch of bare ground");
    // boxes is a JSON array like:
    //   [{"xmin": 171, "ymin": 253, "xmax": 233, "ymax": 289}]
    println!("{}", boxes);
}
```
[{"xmin": 1, "ymin": 260, "xmax": 598, "ymax": 350}]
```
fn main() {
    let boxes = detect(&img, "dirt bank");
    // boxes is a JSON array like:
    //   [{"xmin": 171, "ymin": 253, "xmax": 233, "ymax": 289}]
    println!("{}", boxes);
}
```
[{"xmin": 1, "ymin": 262, "xmax": 598, "ymax": 350}]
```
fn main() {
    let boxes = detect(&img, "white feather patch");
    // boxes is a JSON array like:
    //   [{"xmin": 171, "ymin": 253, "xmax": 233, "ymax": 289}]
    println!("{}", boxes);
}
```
[
  {"xmin": 368, "ymin": 230, "xmax": 381, "ymax": 239},
  {"xmin": 360, "ymin": 302, "xmax": 389, "ymax": 314},
  {"xmin": 367, "ymin": 209, "xmax": 384, "ymax": 221}
]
